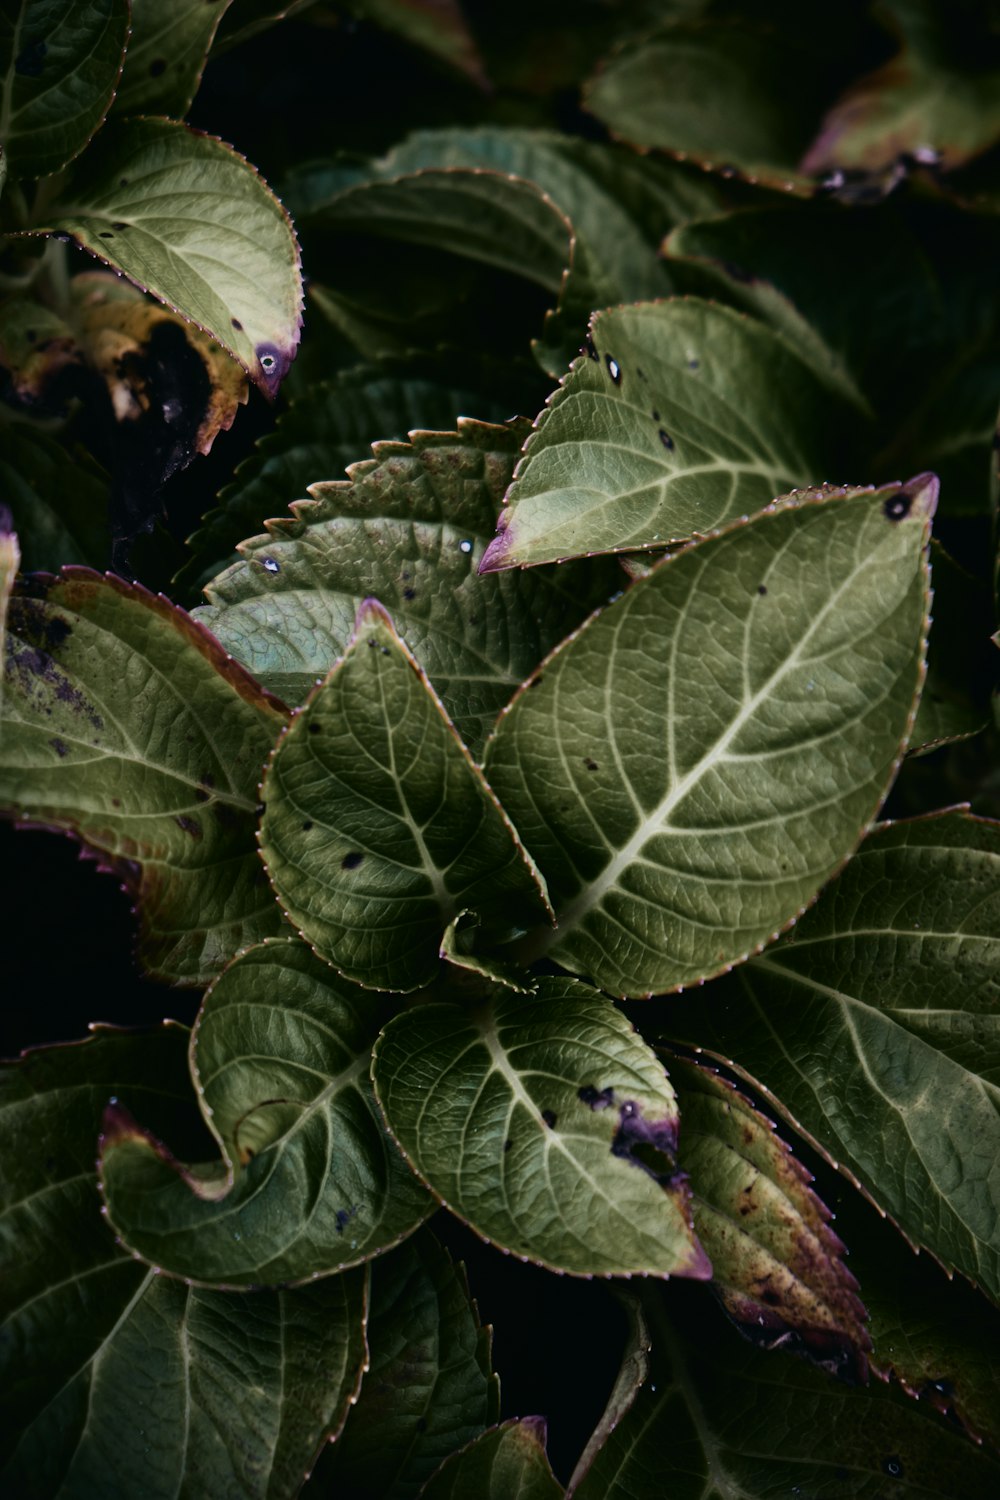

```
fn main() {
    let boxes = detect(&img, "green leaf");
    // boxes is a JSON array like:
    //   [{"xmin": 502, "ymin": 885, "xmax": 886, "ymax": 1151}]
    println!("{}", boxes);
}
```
[
  {"xmin": 194, "ymin": 419, "xmax": 620, "ymax": 757},
  {"xmin": 0, "ymin": 1025, "xmax": 368, "ymax": 1499},
  {"xmin": 0, "ymin": 0, "xmax": 128, "ymax": 179},
  {"xmin": 909, "ymin": 540, "xmax": 994, "ymax": 753},
  {"xmin": 309, "ymin": 1228, "xmax": 500, "ymax": 1499},
  {"xmin": 99, "ymin": 939, "xmax": 432, "ymax": 1284},
  {"xmin": 671, "ymin": 809, "xmax": 1000, "ymax": 1301},
  {"xmin": 479, "ymin": 299, "xmax": 868, "ymax": 571},
  {"xmin": 211, "ymin": 0, "xmax": 323, "ymax": 54},
  {"xmin": 259, "ymin": 599, "xmax": 550, "ymax": 991},
  {"xmin": 421, "ymin": 1418, "xmax": 564, "ymax": 1500},
  {"xmin": 372, "ymin": 977, "xmax": 711, "ymax": 1279},
  {"xmin": 484, "ymin": 478, "xmax": 934, "ymax": 996},
  {"xmin": 35, "ymin": 118, "xmax": 302, "ymax": 396},
  {"xmin": 582, "ymin": 18, "xmax": 842, "ymax": 187},
  {"xmin": 0, "ymin": 569, "xmax": 288, "ymax": 984},
  {"xmin": 0, "ymin": 421, "xmax": 110, "ymax": 572},
  {"xmin": 178, "ymin": 354, "xmax": 547, "ymax": 596},
  {"xmin": 567, "ymin": 1296, "xmax": 650, "ymax": 1493},
  {"xmin": 667, "ymin": 1054, "xmax": 870, "ymax": 1382},
  {"xmin": 114, "ymin": 0, "xmax": 234, "ymax": 119},
  {"xmin": 350, "ymin": 0, "xmax": 485, "ymax": 83},
  {"xmin": 568, "ymin": 1287, "xmax": 1000, "ymax": 1499}
]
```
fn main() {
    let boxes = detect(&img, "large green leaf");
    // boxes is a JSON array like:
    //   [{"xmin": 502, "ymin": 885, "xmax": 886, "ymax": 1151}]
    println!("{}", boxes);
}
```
[
  {"xmin": 484, "ymin": 478, "xmax": 934, "ymax": 996},
  {"xmin": 479, "ymin": 299, "xmax": 868, "ymax": 571},
  {"xmin": 36, "ymin": 118, "xmax": 302, "ymax": 395},
  {"xmin": 308, "ymin": 1228, "xmax": 500, "ymax": 1499},
  {"xmin": 195, "ymin": 419, "xmax": 619, "ymax": 757},
  {"xmin": 0, "ymin": 0, "xmax": 128, "ymax": 179},
  {"xmin": 421, "ymin": 1419, "xmax": 563, "ymax": 1500},
  {"xmin": 0, "ymin": 1025, "xmax": 368, "ymax": 1499},
  {"xmin": 179, "ymin": 357, "xmax": 545, "ymax": 596},
  {"xmin": 668, "ymin": 1055, "xmax": 870, "ymax": 1382},
  {"xmin": 259, "ymin": 600, "xmax": 549, "ymax": 991},
  {"xmin": 114, "ymin": 0, "xmax": 234, "ymax": 118},
  {"xmin": 568, "ymin": 1288, "xmax": 1000, "ymax": 1498},
  {"xmin": 669, "ymin": 809, "xmax": 1000, "ymax": 1300},
  {"xmin": 372, "ymin": 977, "xmax": 711, "ymax": 1279},
  {"xmin": 0, "ymin": 423, "xmax": 109, "ymax": 573},
  {"xmin": 100, "ymin": 939, "xmax": 432, "ymax": 1284},
  {"xmin": 0, "ymin": 569, "xmax": 288, "ymax": 983}
]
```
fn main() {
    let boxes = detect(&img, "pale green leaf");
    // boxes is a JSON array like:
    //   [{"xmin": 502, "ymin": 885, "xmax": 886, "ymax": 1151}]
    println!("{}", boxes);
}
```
[
  {"xmin": 421, "ymin": 1419, "xmax": 563, "ymax": 1500},
  {"xmin": 568, "ymin": 1288, "xmax": 1000, "ymax": 1499},
  {"xmin": 114, "ymin": 0, "xmax": 234, "ymax": 118},
  {"xmin": 37, "ymin": 118, "xmax": 302, "ymax": 395},
  {"xmin": 309, "ymin": 1228, "xmax": 500, "ymax": 1499},
  {"xmin": 484, "ymin": 478, "xmax": 934, "ymax": 996},
  {"xmin": 0, "ymin": 1025, "xmax": 367, "ymax": 1500},
  {"xmin": 669, "ymin": 809, "xmax": 1000, "ymax": 1300},
  {"xmin": 372, "ymin": 977, "xmax": 711, "ymax": 1279},
  {"xmin": 480, "ymin": 299, "xmax": 869, "ymax": 571},
  {"xmin": 259, "ymin": 599, "xmax": 550, "ymax": 991},
  {"xmin": 667, "ymin": 1054, "xmax": 870, "ymax": 1382},
  {"xmin": 100, "ymin": 939, "xmax": 432, "ymax": 1284},
  {"xmin": 194, "ymin": 419, "xmax": 620, "ymax": 757},
  {"xmin": 0, "ymin": 0, "xmax": 128, "ymax": 178},
  {"xmin": 0, "ymin": 569, "xmax": 289, "ymax": 984}
]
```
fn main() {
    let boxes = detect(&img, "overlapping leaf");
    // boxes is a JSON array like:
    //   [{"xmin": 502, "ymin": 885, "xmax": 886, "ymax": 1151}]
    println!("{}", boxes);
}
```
[
  {"xmin": 259, "ymin": 601, "xmax": 549, "ymax": 991},
  {"xmin": 0, "ymin": 422, "xmax": 109, "ymax": 573},
  {"xmin": 422, "ymin": 1419, "xmax": 563, "ymax": 1500},
  {"xmin": 310, "ymin": 1228, "xmax": 500, "ymax": 1499},
  {"xmin": 484, "ymin": 478, "xmax": 934, "ymax": 996},
  {"xmin": 0, "ymin": 569, "xmax": 288, "ymax": 983},
  {"xmin": 480, "ymin": 299, "xmax": 869, "ymax": 571},
  {"xmin": 910, "ymin": 540, "xmax": 993, "ymax": 752},
  {"xmin": 671, "ymin": 809, "xmax": 1000, "ymax": 1301},
  {"xmin": 36, "ymin": 118, "xmax": 302, "ymax": 395},
  {"xmin": 0, "ymin": 0, "xmax": 128, "ymax": 178},
  {"xmin": 195, "ymin": 419, "xmax": 619, "ymax": 756},
  {"xmin": 668, "ymin": 1055, "xmax": 870, "ymax": 1382},
  {"xmin": 372, "ymin": 977, "xmax": 711, "ymax": 1279},
  {"xmin": 0, "ymin": 1025, "xmax": 367, "ymax": 1499},
  {"xmin": 99, "ymin": 939, "xmax": 433, "ymax": 1285},
  {"xmin": 567, "ymin": 1288, "xmax": 1000, "ymax": 1498},
  {"xmin": 114, "ymin": 0, "xmax": 234, "ymax": 119}
]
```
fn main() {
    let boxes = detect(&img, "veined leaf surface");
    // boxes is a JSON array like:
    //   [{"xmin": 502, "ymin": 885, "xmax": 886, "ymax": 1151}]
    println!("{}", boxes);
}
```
[
  {"xmin": 421, "ymin": 1419, "xmax": 563, "ymax": 1500},
  {"xmin": 480, "ymin": 299, "xmax": 868, "ymax": 571},
  {"xmin": 37, "ymin": 118, "xmax": 302, "ymax": 395},
  {"xmin": 0, "ymin": 1025, "xmax": 367, "ymax": 1500},
  {"xmin": 100, "ymin": 940, "xmax": 432, "ymax": 1284},
  {"xmin": 195, "ymin": 420, "xmax": 619, "ymax": 757},
  {"xmin": 372, "ymin": 977, "xmax": 711, "ymax": 1279},
  {"xmin": 673, "ymin": 809, "xmax": 1000, "ymax": 1301},
  {"xmin": 260, "ymin": 600, "xmax": 549, "ymax": 991},
  {"xmin": 0, "ymin": 569, "xmax": 288, "ymax": 983},
  {"xmin": 485, "ymin": 478, "xmax": 934, "ymax": 996},
  {"xmin": 0, "ymin": 0, "xmax": 128, "ymax": 178},
  {"xmin": 113, "ymin": 0, "xmax": 234, "ymax": 118}
]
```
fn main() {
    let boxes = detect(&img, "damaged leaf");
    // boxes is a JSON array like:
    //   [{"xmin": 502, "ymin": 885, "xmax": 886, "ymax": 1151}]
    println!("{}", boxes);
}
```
[
  {"xmin": 259, "ymin": 599, "xmax": 549, "ymax": 990},
  {"xmin": 484, "ymin": 478, "xmax": 933, "ymax": 996},
  {"xmin": 0, "ymin": 568, "xmax": 288, "ymax": 983},
  {"xmin": 666, "ymin": 1054, "xmax": 870, "ymax": 1383},
  {"xmin": 99, "ymin": 939, "xmax": 432, "ymax": 1285},
  {"xmin": 113, "ymin": 0, "xmax": 234, "ymax": 119},
  {"xmin": 371, "ymin": 976, "xmax": 711, "ymax": 1279}
]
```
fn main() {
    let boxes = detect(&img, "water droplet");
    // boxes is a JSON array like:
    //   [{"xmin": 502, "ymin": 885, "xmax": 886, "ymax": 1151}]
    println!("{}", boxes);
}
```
[
  {"xmin": 261, "ymin": 557, "xmax": 280, "ymax": 574},
  {"xmin": 605, "ymin": 355, "xmax": 621, "ymax": 384},
  {"xmin": 459, "ymin": 539, "xmax": 473, "ymax": 554}
]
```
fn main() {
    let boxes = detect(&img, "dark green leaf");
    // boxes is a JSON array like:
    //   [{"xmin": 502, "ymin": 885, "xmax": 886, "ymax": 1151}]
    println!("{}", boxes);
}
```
[
  {"xmin": 0, "ymin": 569, "xmax": 288, "ymax": 983},
  {"xmin": 37, "ymin": 118, "xmax": 302, "ymax": 396},
  {"xmin": 421, "ymin": 1418, "xmax": 563, "ymax": 1500},
  {"xmin": 480, "ymin": 299, "xmax": 869, "ymax": 570},
  {"xmin": 484, "ymin": 478, "xmax": 933, "ymax": 996},
  {"xmin": 310, "ymin": 1228, "xmax": 500, "ymax": 1499},
  {"xmin": 211, "ymin": 0, "xmax": 323, "ymax": 54},
  {"xmin": 194, "ymin": 419, "xmax": 619, "ymax": 757},
  {"xmin": 0, "ymin": 0, "xmax": 128, "ymax": 179},
  {"xmin": 910, "ymin": 540, "xmax": 994, "ymax": 753},
  {"xmin": 568, "ymin": 1287, "xmax": 1000, "ymax": 1498},
  {"xmin": 671, "ymin": 810, "xmax": 1000, "ymax": 1300},
  {"xmin": 259, "ymin": 600, "xmax": 550, "ymax": 991},
  {"xmin": 0, "ymin": 1025, "xmax": 367, "ymax": 1499},
  {"xmin": 349, "ymin": 0, "xmax": 485, "ymax": 83},
  {"xmin": 99, "ymin": 939, "xmax": 432, "ymax": 1284},
  {"xmin": 372, "ymin": 977, "xmax": 711, "ymax": 1279},
  {"xmin": 114, "ymin": 0, "xmax": 233, "ymax": 118},
  {"xmin": 0, "ymin": 423, "xmax": 109, "ymax": 572}
]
